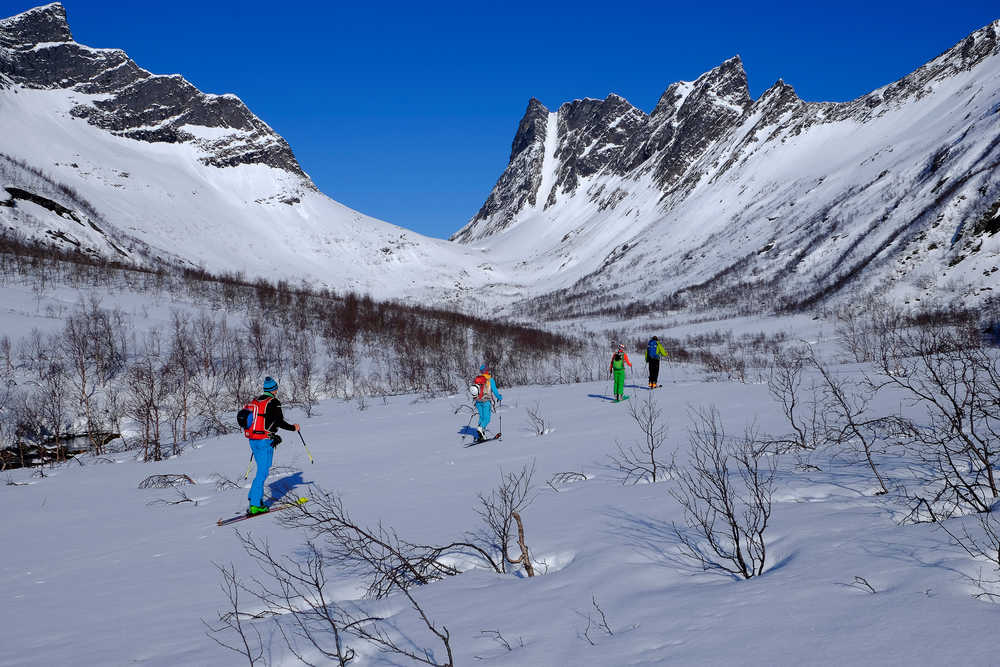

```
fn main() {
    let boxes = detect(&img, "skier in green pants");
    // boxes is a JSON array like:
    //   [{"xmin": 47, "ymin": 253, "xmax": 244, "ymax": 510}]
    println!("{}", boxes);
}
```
[{"xmin": 608, "ymin": 343, "xmax": 632, "ymax": 402}]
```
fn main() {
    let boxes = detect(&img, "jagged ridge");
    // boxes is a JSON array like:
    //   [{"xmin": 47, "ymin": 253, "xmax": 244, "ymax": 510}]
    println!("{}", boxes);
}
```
[
  {"xmin": 453, "ymin": 19, "xmax": 1000, "ymax": 313},
  {"xmin": 0, "ymin": 3, "xmax": 306, "ymax": 177}
]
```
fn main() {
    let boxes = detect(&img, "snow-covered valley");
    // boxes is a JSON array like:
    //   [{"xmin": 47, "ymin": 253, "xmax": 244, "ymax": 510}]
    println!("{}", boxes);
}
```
[
  {"xmin": 4, "ymin": 335, "xmax": 1000, "ymax": 666},
  {"xmin": 3, "ymin": 4, "xmax": 1000, "ymax": 665}
]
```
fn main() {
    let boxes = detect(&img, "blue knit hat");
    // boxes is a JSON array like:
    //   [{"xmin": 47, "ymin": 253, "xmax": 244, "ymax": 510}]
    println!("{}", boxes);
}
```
[
  {"xmin": 263, "ymin": 376, "xmax": 278, "ymax": 392},
  {"xmin": 480, "ymin": 364, "xmax": 488, "ymax": 372}
]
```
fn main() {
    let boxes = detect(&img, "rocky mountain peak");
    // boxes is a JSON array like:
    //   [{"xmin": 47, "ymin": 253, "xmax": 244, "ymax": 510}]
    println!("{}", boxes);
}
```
[
  {"xmin": 0, "ymin": 3, "xmax": 71, "ymax": 47},
  {"xmin": 0, "ymin": 3, "xmax": 308, "ymax": 179},
  {"xmin": 456, "ymin": 57, "xmax": 759, "ymax": 239},
  {"xmin": 508, "ymin": 97, "xmax": 551, "ymax": 163},
  {"xmin": 755, "ymin": 79, "xmax": 802, "ymax": 111}
]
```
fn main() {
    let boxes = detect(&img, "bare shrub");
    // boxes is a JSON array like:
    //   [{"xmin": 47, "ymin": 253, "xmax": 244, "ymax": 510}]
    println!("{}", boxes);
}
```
[
  {"xmin": 506, "ymin": 511, "xmax": 534, "ymax": 577},
  {"xmin": 871, "ymin": 322, "xmax": 1000, "ymax": 518},
  {"xmin": 477, "ymin": 628, "xmax": 523, "ymax": 655},
  {"xmin": 277, "ymin": 488, "xmax": 500, "ymax": 598},
  {"xmin": 808, "ymin": 347, "xmax": 893, "ymax": 495},
  {"xmin": 525, "ymin": 401, "xmax": 548, "ymax": 436},
  {"xmin": 146, "ymin": 488, "xmax": 196, "ymax": 506},
  {"xmin": 138, "ymin": 474, "xmax": 195, "ymax": 489},
  {"xmin": 579, "ymin": 594, "xmax": 615, "ymax": 646},
  {"xmin": 546, "ymin": 471, "xmax": 587, "ymax": 492},
  {"xmin": 833, "ymin": 298, "xmax": 905, "ymax": 363},
  {"xmin": 611, "ymin": 392, "xmax": 673, "ymax": 484},
  {"xmin": 211, "ymin": 473, "xmax": 242, "ymax": 491},
  {"xmin": 767, "ymin": 346, "xmax": 827, "ymax": 452},
  {"xmin": 204, "ymin": 563, "xmax": 267, "ymax": 666},
  {"xmin": 229, "ymin": 495, "xmax": 460, "ymax": 666},
  {"xmin": 670, "ymin": 407, "xmax": 776, "ymax": 579},
  {"xmin": 476, "ymin": 462, "xmax": 536, "ymax": 574},
  {"xmin": 938, "ymin": 512, "xmax": 1000, "ymax": 601}
]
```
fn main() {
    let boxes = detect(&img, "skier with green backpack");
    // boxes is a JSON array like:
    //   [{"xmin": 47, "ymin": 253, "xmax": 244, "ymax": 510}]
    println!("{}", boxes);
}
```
[{"xmin": 608, "ymin": 344, "xmax": 632, "ymax": 402}]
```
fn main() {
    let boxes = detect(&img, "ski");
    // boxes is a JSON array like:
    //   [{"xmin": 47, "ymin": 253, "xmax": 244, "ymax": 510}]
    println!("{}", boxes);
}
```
[
  {"xmin": 465, "ymin": 433, "xmax": 502, "ymax": 447},
  {"xmin": 217, "ymin": 496, "xmax": 309, "ymax": 526}
]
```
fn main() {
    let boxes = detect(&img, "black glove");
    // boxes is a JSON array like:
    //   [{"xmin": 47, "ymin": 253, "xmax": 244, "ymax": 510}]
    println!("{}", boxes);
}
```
[{"xmin": 270, "ymin": 434, "xmax": 283, "ymax": 447}]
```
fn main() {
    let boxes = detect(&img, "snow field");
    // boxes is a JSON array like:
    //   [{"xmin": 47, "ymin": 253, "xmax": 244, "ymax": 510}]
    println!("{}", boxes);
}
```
[{"xmin": 2, "ymin": 356, "xmax": 998, "ymax": 665}]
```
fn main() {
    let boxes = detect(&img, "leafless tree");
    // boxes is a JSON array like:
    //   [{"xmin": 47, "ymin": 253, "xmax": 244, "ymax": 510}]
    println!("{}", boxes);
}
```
[
  {"xmin": 146, "ymin": 487, "xmax": 196, "ymax": 506},
  {"xmin": 289, "ymin": 331, "xmax": 319, "ymax": 417},
  {"xmin": 611, "ymin": 392, "xmax": 673, "ymax": 484},
  {"xmin": 867, "ymin": 323, "xmax": 1000, "ymax": 517},
  {"xmin": 525, "ymin": 402, "xmax": 548, "ymax": 436},
  {"xmin": 670, "ymin": 407, "xmax": 776, "ymax": 579},
  {"xmin": 211, "ymin": 472, "xmax": 242, "ymax": 491},
  {"xmin": 546, "ymin": 471, "xmax": 587, "ymax": 492},
  {"xmin": 767, "ymin": 346, "xmax": 827, "ymax": 452},
  {"xmin": 124, "ymin": 348, "xmax": 164, "ymax": 462},
  {"xmin": 228, "ymin": 497, "xmax": 461, "ymax": 666},
  {"xmin": 138, "ymin": 473, "xmax": 195, "ymax": 489},
  {"xmin": 204, "ymin": 562, "xmax": 267, "ymax": 666},
  {"xmin": 62, "ymin": 309, "xmax": 99, "ymax": 453},
  {"xmin": 35, "ymin": 360, "xmax": 70, "ymax": 463},
  {"xmin": 166, "ymin": 312, "xmax": 197, "ymax": 443},
  {"xmin": 833, "ymin": 297, "xmax": 905, "ymax": 363},
  {"xmin": 506, "ymin": 511, "xmax": 534, "ymax": 577},
  {"xmin": 578, "ymin": 594, "xmax": 615, "ymax": 646},
  {"xmin": 278, "ymin": 488, "xmax": 500, "ymax": 598},
  {"xmin": 808, "ymin": 347, "xmax": 892, "ymax": 495},
  {"xmin": 476, "ymin": 462, "xmax": 536, "ymax": 574},
  {"xmin": 0, "ymin": 335, "xmax": 12, "ymax": 373}
]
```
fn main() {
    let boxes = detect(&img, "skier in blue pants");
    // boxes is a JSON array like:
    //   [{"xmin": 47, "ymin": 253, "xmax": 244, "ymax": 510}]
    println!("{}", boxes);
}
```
[
  {"xmin": 243, "ymin": 377, "xmax": 299, "ymax": 515},
  {"xmin": 473, "ymin": 364, "xmax": 503, "ymax": 442}
]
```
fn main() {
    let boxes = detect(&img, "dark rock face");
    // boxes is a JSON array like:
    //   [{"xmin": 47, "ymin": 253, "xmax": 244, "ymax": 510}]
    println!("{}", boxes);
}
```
[
  {"xmin": 457, "ymin": 22, "xmax": 1000, "ymax": 246},
  {"xmin": 0, "ymin": 3, "xmax": 72, "ymax": 46},
  {"xmin": 453, "ymin": 98, "xmax": 551, "ymax": 241},
  {"xmin": 454, "ymin": 57, "xmax": 755, "ymax": 241},
  {"xmin": 550, "ymin": 93, "xmax": 648, "ymax": 202},
  {"xmin": 0, "ymin": 3, "xmax": 307, "ymax": 178}
]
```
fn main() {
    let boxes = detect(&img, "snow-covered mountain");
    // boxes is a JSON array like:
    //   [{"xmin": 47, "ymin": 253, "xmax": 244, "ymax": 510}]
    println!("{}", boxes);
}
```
[
  {"xmin": 0, "ymin": 3, "xmax": 491, "ymax": 304},
  {"xmin": 455, "ymin": 21, "xmax": 1000, "ymax": 313},
  {"xmin": 2, "ymin": 3, "xmax": 999, "ymax": 317}
]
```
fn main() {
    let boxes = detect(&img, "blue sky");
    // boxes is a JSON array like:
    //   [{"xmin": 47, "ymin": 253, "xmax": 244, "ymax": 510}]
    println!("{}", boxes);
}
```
[{"xmin": 4, "ymin": 1, "xmax": 999, "ymax": 238}]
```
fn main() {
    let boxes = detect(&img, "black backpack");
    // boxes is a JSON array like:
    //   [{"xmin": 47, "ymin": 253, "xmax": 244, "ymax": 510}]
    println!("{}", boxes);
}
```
[{"xmin": 236, "ymin": 407, "xmax": 252, "ymax": 429}]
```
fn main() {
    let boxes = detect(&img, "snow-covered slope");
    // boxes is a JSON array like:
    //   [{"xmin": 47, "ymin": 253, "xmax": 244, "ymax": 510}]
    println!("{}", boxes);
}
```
[
  {"xmin": 456, "ymin": 21, "xmax": 1000, "ymax": 313},
  {"xmin": 3, "ymin": 3, "xmax": 999, "ymax": 316},
  {"xmin": 0, "ymin": 3, "xmax": 491, "ymax": 304},
  {"xmin": 4, "ymin": 349, "xmax": 1000, "ymax": 666}
]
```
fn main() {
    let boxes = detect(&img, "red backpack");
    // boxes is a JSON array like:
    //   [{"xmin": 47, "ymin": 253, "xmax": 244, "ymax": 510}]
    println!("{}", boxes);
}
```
[
  {"xmin": 472, "ymin": 373, "xmax": 492, "ymax": 401},
  {"xmin": 238, "ymin": 396, "xmax": 273, "ymax": 439}
]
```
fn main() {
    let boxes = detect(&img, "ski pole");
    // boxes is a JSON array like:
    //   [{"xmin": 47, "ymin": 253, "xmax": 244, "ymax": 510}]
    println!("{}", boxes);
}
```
[
  {"xmin": 243, "ymin": 452, "xmax": 254, "ymax": 480},
  {"xmin": 298, "ymin": 431, "xmax": 315, "ymax": 464}
]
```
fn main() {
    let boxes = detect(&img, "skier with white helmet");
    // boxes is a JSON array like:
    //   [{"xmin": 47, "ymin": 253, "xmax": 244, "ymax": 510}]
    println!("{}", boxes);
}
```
[
  {"xmin": 609, "ymin": 344, "xmax": 632, "ymax": 402},
  {"xmin": 470, "ymin": 363, "xmax": 503, "ymax": 442}
]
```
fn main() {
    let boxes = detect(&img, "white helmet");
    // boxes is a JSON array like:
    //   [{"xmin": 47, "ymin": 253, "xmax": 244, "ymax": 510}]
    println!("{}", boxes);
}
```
[{"xmin": 468, "ymin": 385, "xmax": 480, "ymax": 397}]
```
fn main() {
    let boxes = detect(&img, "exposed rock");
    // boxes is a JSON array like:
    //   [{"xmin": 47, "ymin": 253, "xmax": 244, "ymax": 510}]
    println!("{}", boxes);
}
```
[
  {"xmin": 454, "ymin": 18, "xmax": 1000, "ymax": 312},
  {"xmin": 456, "ymin": 57, "xmax": 754, "ymax": 240},
  {"xmin": 0, "ymin": 3, "xmax": 308, "ymax": 178}
]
